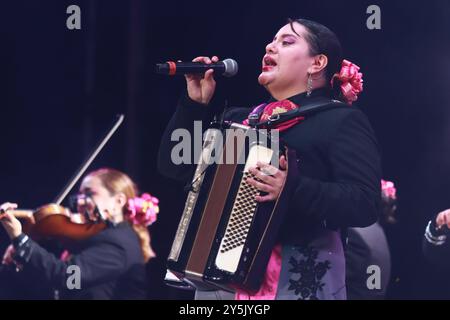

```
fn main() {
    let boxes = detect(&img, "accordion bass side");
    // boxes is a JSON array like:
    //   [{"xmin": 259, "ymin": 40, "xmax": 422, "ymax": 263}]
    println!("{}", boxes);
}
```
[{"xmin": 167, "ymin": 122, "xmax": 298, "ymax": 293}]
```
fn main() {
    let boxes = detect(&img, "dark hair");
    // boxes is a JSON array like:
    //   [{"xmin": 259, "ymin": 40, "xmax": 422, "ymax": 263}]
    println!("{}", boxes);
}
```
[{"xmin": 288, "ymin": 18, "xmax": 343, "ymax": 88}]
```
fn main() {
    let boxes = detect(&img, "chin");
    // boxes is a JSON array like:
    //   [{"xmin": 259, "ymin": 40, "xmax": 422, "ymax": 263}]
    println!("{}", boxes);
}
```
[{"xmin": 258, "ymin": 72, "xmax": 273, "ymax": 86}]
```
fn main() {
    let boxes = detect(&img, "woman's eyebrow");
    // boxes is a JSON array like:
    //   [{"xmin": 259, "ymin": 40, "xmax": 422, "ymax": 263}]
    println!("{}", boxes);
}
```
[
  {"xmin": 80, "ymin": 187, "xmax": 92, "ymax": 193},
  {"xmin": 273, "ymin": 33, "xmax": 300, "ymax": 41}
]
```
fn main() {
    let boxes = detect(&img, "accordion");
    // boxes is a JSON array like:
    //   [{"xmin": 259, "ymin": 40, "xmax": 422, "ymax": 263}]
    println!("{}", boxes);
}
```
[{"xmin": 166, "ymin": 122, "xmax": 298, "ymax": 293}]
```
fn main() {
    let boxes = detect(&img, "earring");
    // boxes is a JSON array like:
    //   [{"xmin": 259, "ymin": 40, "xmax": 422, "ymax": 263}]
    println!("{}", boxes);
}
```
[{"xmin": 307, "ymin": 73, "xmax": 313, "ymax": 97}]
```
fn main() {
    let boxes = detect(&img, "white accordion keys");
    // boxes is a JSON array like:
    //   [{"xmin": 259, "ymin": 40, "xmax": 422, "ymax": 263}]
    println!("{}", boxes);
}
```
[{"xmin": 215, "ymin": 144, "xmax": 274, "ymax": 273}]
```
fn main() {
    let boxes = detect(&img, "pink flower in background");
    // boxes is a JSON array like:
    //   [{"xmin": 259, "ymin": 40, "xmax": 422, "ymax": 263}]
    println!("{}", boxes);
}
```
[
  {"xmin": 127, "ymin": 193, "xmax": 159, "ymax": 227},
  {"xmin": 381, "ymin": 179, "xmax": 397, "ymax": 200}
]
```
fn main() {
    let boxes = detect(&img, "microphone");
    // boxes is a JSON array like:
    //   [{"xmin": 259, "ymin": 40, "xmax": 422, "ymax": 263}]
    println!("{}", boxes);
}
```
[{"xmin": 155, "ymin": 58, "xmax": 238, "ymax": 77}]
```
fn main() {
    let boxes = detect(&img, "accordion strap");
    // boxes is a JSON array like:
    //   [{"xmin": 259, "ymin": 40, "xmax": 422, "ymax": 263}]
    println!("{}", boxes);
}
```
[{"xmin": 254, "ymin": 97, "xmax": 347, "ymax": 128}]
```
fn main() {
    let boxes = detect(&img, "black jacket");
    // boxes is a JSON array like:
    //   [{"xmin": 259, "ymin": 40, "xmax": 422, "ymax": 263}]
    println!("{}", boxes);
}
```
[
  {"xmin": 11, "ymin": 222, "xmax": 147, "ymax": 299},
  {"xmin": 158, "ymin": 88, "xmax": 382, "ymax": 244}
]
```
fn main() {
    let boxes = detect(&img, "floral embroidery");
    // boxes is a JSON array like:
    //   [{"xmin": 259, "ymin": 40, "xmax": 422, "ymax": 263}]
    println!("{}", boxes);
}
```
[{"xmin": 287, "ymin": 246, "xmax": 331, "ymax": 300}]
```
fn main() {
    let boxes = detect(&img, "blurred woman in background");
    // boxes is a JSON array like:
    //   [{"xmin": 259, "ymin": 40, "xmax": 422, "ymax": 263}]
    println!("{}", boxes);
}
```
[{"xmin": 0, "ymin": 168, "xmax": 159, "ymax": 299}]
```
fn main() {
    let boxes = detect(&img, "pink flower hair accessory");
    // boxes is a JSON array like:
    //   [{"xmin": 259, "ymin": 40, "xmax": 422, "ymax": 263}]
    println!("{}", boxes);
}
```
[
  {"xmin": 381, "ymin": 179, "xmax": 397, "ymax": 200},
  {"xmin": 331, "ymin": 59, "xmax": 363, "ymax": 105},
  {"xmin": 126, "ymin": 193, "xmax": 159, "ymax": 227}
]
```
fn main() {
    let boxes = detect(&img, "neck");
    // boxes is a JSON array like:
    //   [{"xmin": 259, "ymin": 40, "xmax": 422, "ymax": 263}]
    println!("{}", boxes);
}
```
[
  {"xmin": 269, "ymin": 82, "xmax": 328, "ymax": 101},
  {"xmin": 270, "ymin": 88, "xmax": 306, "ymax": 101},
  {"xmin": 110, "ymin": 215, "xmax": 124, "ymax": 224}
]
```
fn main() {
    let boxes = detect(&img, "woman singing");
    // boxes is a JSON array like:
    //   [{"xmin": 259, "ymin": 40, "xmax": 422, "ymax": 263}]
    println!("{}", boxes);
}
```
[
  {"xmin": 0, "ymin": 168, "xmax": 159, "ymax": 299},
  {"xmin": 158, "ymin": 18, "xmax": 381, "ymax": 300}
]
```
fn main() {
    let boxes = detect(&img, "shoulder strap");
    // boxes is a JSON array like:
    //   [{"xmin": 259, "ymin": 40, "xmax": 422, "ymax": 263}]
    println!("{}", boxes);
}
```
[
  {"xmin": 256, "ymin": 97, "xmax": 347, "ymax": 128},
  {"xmin": 296, "ymin": 97, "xmax": 347, "ymax": 116}
]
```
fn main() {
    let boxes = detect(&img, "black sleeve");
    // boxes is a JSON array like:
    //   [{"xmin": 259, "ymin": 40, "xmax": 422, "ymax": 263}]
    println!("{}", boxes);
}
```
[
  {"xmin": 14, "ymin": 237, "xmax": 127, "ymax": 290},
  {"xmin": 157, "ymin": 94, "xmax": 213, "ymax": 183},
  {"xmin": 423, "ymin": 219, "xmax": 450, "ymax": 268},
  {"xmin": 289, "ymin": 110, "xmax": 381, "ymax": 229}
]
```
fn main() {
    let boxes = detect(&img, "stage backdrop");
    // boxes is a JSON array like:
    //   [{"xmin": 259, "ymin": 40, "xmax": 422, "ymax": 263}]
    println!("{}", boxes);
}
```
[{"xmin": 1, "ymin": 0, "xmax": 450, "ymax": 299}]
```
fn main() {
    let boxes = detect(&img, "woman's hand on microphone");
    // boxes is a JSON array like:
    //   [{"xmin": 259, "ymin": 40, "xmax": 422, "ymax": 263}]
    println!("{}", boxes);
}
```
[{"xmin": 185, "ymin": 56, "xmax": 219, "ymax": 105}]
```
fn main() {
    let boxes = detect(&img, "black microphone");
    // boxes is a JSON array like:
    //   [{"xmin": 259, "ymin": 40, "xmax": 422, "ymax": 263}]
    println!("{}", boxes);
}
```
[{"xmin": 155, "ymin": 58, "xmax": 238, "ymax": 77}]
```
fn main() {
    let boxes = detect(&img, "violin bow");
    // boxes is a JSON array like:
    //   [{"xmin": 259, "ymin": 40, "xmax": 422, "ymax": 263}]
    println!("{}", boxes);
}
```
[{"xmin": 53, "ymin": 114, "xmax": 125, "ymax": 205}]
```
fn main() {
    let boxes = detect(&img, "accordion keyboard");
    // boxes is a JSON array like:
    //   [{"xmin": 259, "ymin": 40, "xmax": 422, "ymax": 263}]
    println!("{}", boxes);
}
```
[{"xmin": 215, "ymin": 144, "xmax": 273, "ymax": 273}]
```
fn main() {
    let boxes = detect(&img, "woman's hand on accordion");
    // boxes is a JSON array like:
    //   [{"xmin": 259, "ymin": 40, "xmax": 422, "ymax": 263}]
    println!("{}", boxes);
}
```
[{"xmin": 247, "ymin": 156, "xmax": 287, "ymax": 202}]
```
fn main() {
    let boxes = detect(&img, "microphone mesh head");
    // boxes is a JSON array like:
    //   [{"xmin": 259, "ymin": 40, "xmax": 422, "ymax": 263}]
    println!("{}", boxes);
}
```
[{"xmin": 222, "ymin": 59, "xmax": 238, "ymax": 77}]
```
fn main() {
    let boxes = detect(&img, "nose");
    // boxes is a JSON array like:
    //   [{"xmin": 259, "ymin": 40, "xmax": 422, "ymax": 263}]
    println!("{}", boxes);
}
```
[
  {"xmin": 77, "ymin": 196, "xmax": 94, "ymax": 214},
  {"xmin": 265, "ymin": 40, "xmax": 277, "ymax": 54}
]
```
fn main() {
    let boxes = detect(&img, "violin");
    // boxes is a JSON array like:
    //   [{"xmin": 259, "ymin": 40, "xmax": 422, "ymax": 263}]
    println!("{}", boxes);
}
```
[
  {"xmin": 10, "ymin": 204, "xmax": 107, "ymax": 244},
  {"xmin": 4, "ymin": 115, "xmax": 124, "ymax": 245}
]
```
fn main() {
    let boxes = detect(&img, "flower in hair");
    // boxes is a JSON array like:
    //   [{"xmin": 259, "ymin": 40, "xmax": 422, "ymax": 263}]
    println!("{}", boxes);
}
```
[
  {"xmin": 127, "ymin": 193, "xmax": 159, "ymax": 226},
  {"xmin": 331, "ymin": 59, "xmax": 363, "ymax": 105},
  {"xmin": 381, "ymin": 179, "xmax": 396, "ymax": 200}
]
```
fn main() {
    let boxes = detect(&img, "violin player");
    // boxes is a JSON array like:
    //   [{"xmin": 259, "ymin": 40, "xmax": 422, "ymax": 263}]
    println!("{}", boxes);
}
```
[{"xmin": 0, "ymin": 168, "xmax": 159, "ymax": 299}]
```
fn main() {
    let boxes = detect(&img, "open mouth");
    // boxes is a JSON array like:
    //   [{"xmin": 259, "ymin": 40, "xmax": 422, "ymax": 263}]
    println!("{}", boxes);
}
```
[{"xmin": 262, "ymin": 55, "xmax": 277, "ymax": 71}]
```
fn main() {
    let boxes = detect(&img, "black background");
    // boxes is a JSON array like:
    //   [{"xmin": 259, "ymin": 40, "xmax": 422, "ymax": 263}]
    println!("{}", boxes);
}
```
[{"xmin": 1, "ymin": 0, "xmax": 450, "ymax": 299}]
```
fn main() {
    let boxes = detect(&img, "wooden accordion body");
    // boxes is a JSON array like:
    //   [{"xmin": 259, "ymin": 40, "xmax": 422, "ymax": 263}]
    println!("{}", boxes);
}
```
[{"xmin": 167, "ymin": 122, "xmax": 297, "ymax": 293}]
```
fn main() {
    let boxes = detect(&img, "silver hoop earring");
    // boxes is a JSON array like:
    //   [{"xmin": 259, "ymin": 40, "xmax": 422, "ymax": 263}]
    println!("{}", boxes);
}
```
[{"xmin": 307, "ymin": 73, "xmax": 313, "ymax": 97}]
